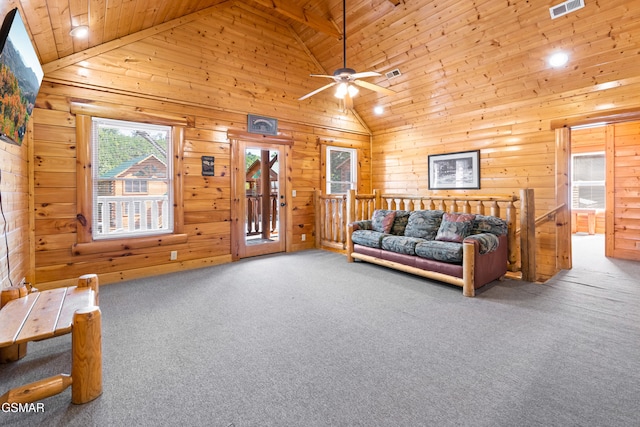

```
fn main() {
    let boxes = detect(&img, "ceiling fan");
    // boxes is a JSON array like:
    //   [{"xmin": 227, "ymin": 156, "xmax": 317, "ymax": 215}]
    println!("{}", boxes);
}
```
[{"xmin": 298, "ymin": 0, "xmax": 395, "ymax": 110}]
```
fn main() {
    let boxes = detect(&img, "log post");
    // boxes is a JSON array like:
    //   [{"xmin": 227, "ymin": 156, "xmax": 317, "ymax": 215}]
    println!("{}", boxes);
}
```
[
  {"xmin": 77, "ymin": 273, "xmax": 99, "ymax": 306},
  {"xmin": 374, "ymin": 189, "xmax": 381, "ymax": 210},
  {"xmin": 462, "ymin": 242, "xmax": 475, "ymax": 297},
  {"xmin": 506, "ymin": 200, "xmax": 519, "ymax": 272},
  {"xmin": 314, "ymin": 189, "xmax": 321, "ymax": 248},
  {"xmin": 71, "ymin": 306, "xmax": 103, "ymax": 404},
  {"xmin": 520, "ymin": 188, "xmax": 536, "ymax": 282},
  {"xmin": 0, "ymin": 285, "xmax": 30, "ymax": 363}
]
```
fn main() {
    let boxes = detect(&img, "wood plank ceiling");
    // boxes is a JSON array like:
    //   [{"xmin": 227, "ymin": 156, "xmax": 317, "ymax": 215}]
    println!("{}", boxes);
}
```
[{"xmin": 6, "ymin": 0, "xmax": 640, "ymax": 132}]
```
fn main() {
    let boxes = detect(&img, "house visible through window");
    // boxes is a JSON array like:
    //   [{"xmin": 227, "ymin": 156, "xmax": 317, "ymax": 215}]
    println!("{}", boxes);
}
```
[
  {"xmin": 571, "ymin": 152, "xmax": 605, "ymax": 209},
  {"xmin": 326, "ymin": 146, "xmax": 357, "ymax": 194},
  {"xmin": 92, "ymin": 118, "xmax": 173, "ymax": 239}
]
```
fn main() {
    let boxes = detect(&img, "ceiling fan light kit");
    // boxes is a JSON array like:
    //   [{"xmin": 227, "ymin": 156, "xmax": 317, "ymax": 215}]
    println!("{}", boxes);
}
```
[{"xmin": 298, "ymin": 0, "xmax": 395, "ymax": 109}]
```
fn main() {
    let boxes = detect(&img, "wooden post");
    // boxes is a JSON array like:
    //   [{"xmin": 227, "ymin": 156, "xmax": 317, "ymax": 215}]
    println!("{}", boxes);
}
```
[
  {"xmin": 506, "ymin": 200, "xmax": 518, "ymax": 272},
  {"xmin": 520, "ymin": 188, "xmax": 536, "ymax": 282},
  {"xmin": 556, "ymin": 127, "xmax": 572, "ymax": 270},
  {"xmin": 71, "ymin": 306, "xmax": 103, "ymax": 404},
  {"xmin": 314, "ymin": 189, "xmax": 321, "ymax": 248},
  {"xmin": 77, "ymin": 273, "xmax": 99, "ymax": 306},
  {"xmin": 462, "ymin": 242, "xmax": 475, "ymax": 297},
  {"xmin": 260, "ymin": 150, "xmax": 270, "ymax": 240},
  {"xmin": 374, "ymin": 189, "xmax": 381, "ymax": 210},
  {"xmin": 0, "ymin": 285, "xmax": 30, "ymax": 363}
]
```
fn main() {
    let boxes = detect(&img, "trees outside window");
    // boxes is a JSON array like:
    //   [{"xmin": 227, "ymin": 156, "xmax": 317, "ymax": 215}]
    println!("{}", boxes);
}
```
[
  {"xmin": 326, "ymin": 146, "xmax": 357, "ymax": 194},
  {"xmin": 92, "ymin": 118, "xmax": 173, "ymax": 239}
]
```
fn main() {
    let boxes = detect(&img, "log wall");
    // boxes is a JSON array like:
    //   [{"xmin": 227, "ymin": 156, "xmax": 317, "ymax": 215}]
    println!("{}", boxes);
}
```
[
  {"xmin": 30, "ymin": 1, "xmax": 373, "ymax": 288},
  {"xmin": 33, "ymin": 82, "xmax": 370, "ymax": 288},
  {"xmin": 607, "ymin": 121, "xmax": 640, "ymax": 261}
]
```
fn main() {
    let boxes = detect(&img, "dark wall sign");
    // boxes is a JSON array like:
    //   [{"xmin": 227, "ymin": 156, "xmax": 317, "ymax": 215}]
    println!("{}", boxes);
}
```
[{"xmin": 202, "ymin": 156, "xmax": 215, "ymax": 176}]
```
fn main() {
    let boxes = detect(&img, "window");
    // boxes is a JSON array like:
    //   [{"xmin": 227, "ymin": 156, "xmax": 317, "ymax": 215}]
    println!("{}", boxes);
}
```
[
  {"xmin": 571, "ymin": 152, "xmax": 605, "ymax": 209},
  {"xmin": 124, "ymin": 180, "xmax": 148, "ymax": 194},
  {"xmin": 326, "ymin": 146, "xmax": 357, "ymax": 194},
  {"xmin": 92, "ymin": 118, "xmax": 173, "ymax": 239}
]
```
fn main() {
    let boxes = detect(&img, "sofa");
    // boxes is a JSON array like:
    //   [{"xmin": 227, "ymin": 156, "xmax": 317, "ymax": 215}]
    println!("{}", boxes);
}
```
[{"xmin": 346, "ymin": 209, "xmax": 509, "ymax": 296}]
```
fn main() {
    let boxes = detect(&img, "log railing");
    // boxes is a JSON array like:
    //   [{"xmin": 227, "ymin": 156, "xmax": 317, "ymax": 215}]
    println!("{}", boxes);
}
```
[
  {"xmin": 96, "ymin": 195, "xmax": 169, "ymax": 238},
  {"xmin": 314, "ymin": 191, "xmax": 348, "ymax": 250},
  {"xmin": 315, "ymin": 188, "xmax": 537, "ymax": 281}
]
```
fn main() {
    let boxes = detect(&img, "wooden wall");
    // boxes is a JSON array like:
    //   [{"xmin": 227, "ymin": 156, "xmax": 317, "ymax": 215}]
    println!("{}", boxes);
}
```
[
  {"xmin": 607, "ymin": 121, "xmax": 640, "ymax": 261},
  {"xmin": 0, "ymin": 3, "xmax": 31, "ymax": 290},
  {"xmin": 367, "ymin": 4, "xmax": 640, "ymax": 281},
  {"xmin": 32, "ymin": 4, "xmax": 371, "ymax": 289}
]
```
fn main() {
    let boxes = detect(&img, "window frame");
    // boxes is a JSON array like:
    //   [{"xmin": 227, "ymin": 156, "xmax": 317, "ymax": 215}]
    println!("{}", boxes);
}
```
[
  {"xmin": 571, "ymin": 151, "xmax": 606, "ymax": 210},
  {"xmin": 325, "ymin": 146, "xmax": 357, "ymax": 195},
  {"xmin": 73, "ymin": 109, "xmax": 187, "ymax": 255}
]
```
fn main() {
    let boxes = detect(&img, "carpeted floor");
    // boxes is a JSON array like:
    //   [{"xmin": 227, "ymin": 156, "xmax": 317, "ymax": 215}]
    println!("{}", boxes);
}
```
[{"xmin": 1, "ymin": 239, "xmax": 639, "ymax": 426}]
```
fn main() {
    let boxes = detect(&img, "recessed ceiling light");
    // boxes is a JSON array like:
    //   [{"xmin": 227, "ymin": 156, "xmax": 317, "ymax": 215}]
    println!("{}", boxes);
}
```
[
  {"xmin": 70, "ymin": 25, "xmax": 89, "ymax": 38},
  {"xmin": 549, "ymin": 52, "xmax": 569, "ymax": 67},
  {"xmin": 374, "ymin": 106, "xmax": 384, "ymax": 115}
]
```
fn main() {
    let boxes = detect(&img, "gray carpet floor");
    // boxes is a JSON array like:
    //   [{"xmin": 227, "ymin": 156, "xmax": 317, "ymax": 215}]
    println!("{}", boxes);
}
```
[{"xmin": 1, "ymin": 236, "xmax": 639, "ymax": 426}]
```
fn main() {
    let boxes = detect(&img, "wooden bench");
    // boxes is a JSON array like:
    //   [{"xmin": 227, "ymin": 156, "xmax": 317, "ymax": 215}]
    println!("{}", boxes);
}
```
[{"xmin": 0, "ymin": 274, "xmax": 102, "ymax": 405}]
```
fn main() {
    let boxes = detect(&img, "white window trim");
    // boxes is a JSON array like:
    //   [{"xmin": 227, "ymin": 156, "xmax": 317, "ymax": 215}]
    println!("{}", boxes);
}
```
[
  {"xmin": 91, "ymin": 117, "xmax": 174, "ymax": 240},
  {"xmin": 326, "ymin": 146, "xmax": 357, "ymax": 195}
]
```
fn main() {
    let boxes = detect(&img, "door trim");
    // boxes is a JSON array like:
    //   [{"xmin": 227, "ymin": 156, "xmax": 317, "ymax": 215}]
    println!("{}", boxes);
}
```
[{"xmin": 229, "ymin": 131, "xmax": 293, "ymax": 260}]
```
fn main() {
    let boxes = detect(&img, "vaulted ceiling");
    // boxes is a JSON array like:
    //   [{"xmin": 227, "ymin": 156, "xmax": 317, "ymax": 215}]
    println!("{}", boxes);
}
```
[{"xmin": 5, "ymin": 0, "xmax": 639, "ymax": 133}]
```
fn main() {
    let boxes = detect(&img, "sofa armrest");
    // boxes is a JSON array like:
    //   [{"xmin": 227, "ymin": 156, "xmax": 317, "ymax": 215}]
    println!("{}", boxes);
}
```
[
  {"xmin": 463, "ymin": 234, "xmax": 508, "ymax": 294},
  {"xmin": 348, "ymin": 220, "xmax": 372, "ymax": 232},
  {"xmin": 463, "ymin": 233, "xmax": 500, "ymax": 254}
]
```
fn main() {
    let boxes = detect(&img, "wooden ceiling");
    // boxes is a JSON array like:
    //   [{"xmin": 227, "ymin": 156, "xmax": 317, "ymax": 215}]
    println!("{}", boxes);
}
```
[{"xmin": 5, "ymin": 0, "xmax": 639, "ymax": 133}]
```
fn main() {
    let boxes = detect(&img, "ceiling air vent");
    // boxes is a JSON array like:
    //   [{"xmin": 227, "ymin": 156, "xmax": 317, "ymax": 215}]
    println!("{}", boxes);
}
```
[
  {"xmin": 549, "ymin": 0, "xmax": 585, "ymax": 19},
  {"xmin": 385, "ymin": 68, "xmax": 401, "ymax": 79}
]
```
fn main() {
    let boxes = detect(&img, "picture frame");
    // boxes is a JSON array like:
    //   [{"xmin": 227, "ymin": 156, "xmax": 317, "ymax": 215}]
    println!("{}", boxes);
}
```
[
  {"xmin": 247, "ymin": 114, "xmax": 278, "ymax": 136},
  {"xmin": 428, "ymin": 150, "xmax": 480, "ymax": 190}
]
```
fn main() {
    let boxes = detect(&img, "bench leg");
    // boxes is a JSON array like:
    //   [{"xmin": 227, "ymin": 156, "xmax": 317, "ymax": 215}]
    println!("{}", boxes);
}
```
[
  {"xmin": 71, "ymin": 306, "xmax": 103, "ymax": 404},
  {"xmin": 0, "ymin": 343, "xmax": 28, "ymax": 364},
  {"xmin": 0, "ymin": 284, "xmax": 30, "ymax": 363}
]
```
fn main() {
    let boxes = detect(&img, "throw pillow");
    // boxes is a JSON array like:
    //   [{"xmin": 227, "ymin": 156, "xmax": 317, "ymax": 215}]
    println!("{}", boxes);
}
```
[
  {"xmin": 435, "ymin": 212, "xmax": 476, "ymax": 243},
  {"xmin": 371, "ymin": 210, "xmax": 396, "ymax": 234},
  {"xmin": 404, "ymin": 210, "xmax": 444, "ymax": 240}
]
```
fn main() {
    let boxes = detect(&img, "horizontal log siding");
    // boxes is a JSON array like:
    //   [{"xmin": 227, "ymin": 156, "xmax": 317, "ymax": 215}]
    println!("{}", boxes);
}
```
[
  {"xmin": 609, "ymin": 121, "xmax": 640, "ymax": 261},
  {"xmin": 31, "ymin": 4, "xmax": 372, "ymax": 288},
  {"xmin": 33, "ymin": 83, "xmax": 370, "ymax": 288}
]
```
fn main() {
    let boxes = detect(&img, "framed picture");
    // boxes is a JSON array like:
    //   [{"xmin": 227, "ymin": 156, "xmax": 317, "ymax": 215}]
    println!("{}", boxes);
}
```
[
  {"xmin": 428, "ymin": 150, "xmax": 480, "ymax": 190},
  {"xmin": 247, "ymin": 114, "xmax": 278, "ymax": 135}
]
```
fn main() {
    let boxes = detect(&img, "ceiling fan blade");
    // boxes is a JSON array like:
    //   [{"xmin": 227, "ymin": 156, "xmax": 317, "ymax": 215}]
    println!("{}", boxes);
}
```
[
  {"xmin": 350, "ymin": 71, "xmax": 381, "ymax": 79},
  {"xmin": 353, "ymin": 79, "xmax": 396, "ymax": 96},
  {"xmin": 298, "ymin": 82, "xmax": 337, "ymax": 101},
  {"xmin": 309, "ymin": 74, "xmax": 338, "ymax": 79}
]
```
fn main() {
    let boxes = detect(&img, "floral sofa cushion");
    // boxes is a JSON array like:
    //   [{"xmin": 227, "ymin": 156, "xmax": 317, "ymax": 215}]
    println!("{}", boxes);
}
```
[
  {"xmin": 371, "ymin": 210, "xmax": 396, "ymax": 233},
  {"xmin": 471, "ymin": 215, "xmax": 508, "ymax": 236},
  {"xmin": 435, "ymin": 213, "xmax": 476, "ymax": 243},
  {"xmin": 381, "ymin": 235, "xmax": 426, "ymax": 256},
  {"xmin": 404, "ymin": 210, "xmax": 444, "ymax": 240},
  {"xmin": 464, "ymin": 233, "xmax": 500, "ymax": 254},
  {"xmin": 415, "ymin": 240, "xmax": 464, "ymax": 263},
  {"xmin": 351, "ymin": 229, "xmax": 387, "ymax": 249}
]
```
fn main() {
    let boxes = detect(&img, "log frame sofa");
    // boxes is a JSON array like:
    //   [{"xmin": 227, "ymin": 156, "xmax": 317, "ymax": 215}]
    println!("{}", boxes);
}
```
[{"xmin": 342, "ymin": 190, "xmax": 524, "ymax": 297}]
